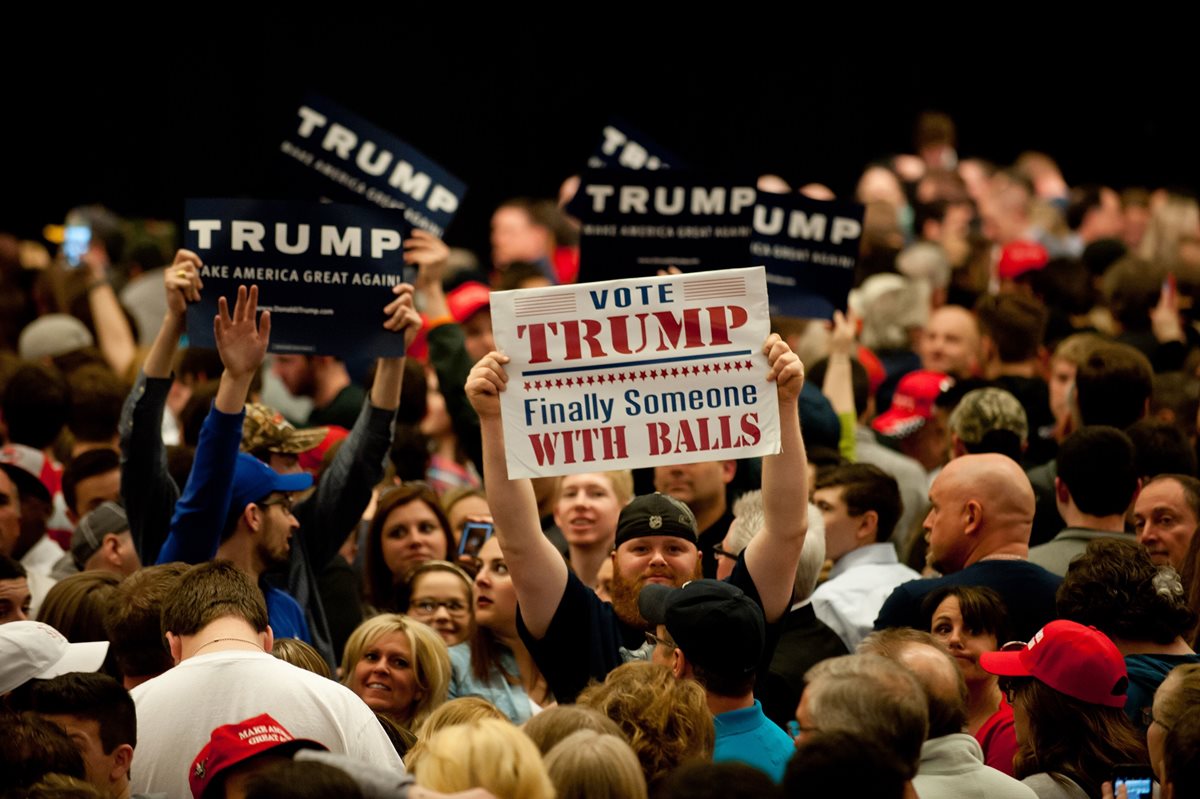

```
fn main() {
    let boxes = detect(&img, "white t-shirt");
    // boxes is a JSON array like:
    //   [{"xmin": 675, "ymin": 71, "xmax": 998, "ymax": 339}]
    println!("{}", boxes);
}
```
[{"xmin": 130, "ymin": 649, "xmax": 404, "ymax": 798}]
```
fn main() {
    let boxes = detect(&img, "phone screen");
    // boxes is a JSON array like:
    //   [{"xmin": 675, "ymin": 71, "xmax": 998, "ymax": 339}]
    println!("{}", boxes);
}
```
[
  {"xmin": 1113, "ymin": 776, "xmax": 1153, "ymax": 799},
  {"xmin": 458, "ymin": 522, "xmax": 494, "ymax": 558},
  {"xmin": 63, "ymin": 224, "xmax": 91, "ymax": 268}
]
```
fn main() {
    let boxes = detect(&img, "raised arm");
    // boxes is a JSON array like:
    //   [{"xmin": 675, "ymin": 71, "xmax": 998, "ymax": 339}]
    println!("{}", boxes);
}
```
[
  {"xmin": 296, "ymin": 284, "xmax": 421, "ymax": 567},
  {"xmin": 121, "ymin": 252, "xmax": 203, "ymax": 563},
  {"xmin": 466, "ymin": 352, "xmax": 568, "ymax": 638},
  {"xmin": 411, "ymin": 230, "xmax": 484, "ymax": 472},
  {"xmin": 82, "ymin": 244, "xmax": 138, "ymax": 378},
  {"xmin": 144, "ymin": 250, "xmax": 203, "ymax": 378},
  {"xmin": 743, "ymin": 334, "xmax": 809, "ymax": 623},
  {"xmin": 158, "ymin": 285, "xmax": 270, "ymax": 564},
  {"xmin": 822, "ymin": 310, "xmax": 858, "ymax": 462}
]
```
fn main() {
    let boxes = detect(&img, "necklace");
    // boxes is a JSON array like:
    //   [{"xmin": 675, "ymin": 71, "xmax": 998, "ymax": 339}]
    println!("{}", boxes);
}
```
[
  {"xmin": 194, "ymin": 637, "xmax": 261, "ymax": 653},
  {"xmin": 978, "ymin": 554, "xmax": 1025, "ymax": 562}
]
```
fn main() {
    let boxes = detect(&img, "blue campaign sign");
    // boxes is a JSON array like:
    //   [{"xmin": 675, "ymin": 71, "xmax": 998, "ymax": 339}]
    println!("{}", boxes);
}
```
[
  {"xmin": 586, "ymin": 119, "xmax": 681, "ymax": 171},
  {"xmin": 277, "ymin": 95, "xmax": 466, "ymax": 238},
  {"xmin": 567, "ymin": 170, "xmax": 758, "ymax": 282},
  {"xmin": 750, "ymin": 193, "xmax": 865, "ymax": 319},
  {"xmin": 183, "ymin": 198, "xmax": 413, "ymax": 359}
]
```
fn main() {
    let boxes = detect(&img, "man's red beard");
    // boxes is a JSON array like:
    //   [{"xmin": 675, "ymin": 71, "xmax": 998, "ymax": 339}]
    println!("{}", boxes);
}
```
[{"xmin": 608, "ymin": 557, "xmax": 704, "ymax": 630}]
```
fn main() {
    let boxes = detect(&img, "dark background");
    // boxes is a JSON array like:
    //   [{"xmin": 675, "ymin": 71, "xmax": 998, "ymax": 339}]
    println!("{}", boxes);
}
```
[{"xmin": 4, "ymin": 18, "xmax": 1195, "ymax": 262}]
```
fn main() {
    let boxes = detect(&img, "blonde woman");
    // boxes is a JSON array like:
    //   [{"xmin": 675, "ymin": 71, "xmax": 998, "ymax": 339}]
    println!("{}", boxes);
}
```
[
  {"xmin": 415, "ymin": 718, "xmax": 554, "ymax": 799},
  {"xmin": 405, "ymin": 697, "xmax": 508, "ymax": 770},
  {"xmin": 545, "ymin": 729, "xmax": 648, "ymax": 799},
  {"xmin": 340, "ymin": 613, "xmax": 451, "ymax": 732}
]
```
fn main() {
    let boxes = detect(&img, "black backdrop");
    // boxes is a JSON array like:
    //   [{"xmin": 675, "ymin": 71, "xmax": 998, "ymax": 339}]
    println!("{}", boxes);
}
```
[{"xmin": 4, "ymin": 17, "xmax": 1195, "ymax": 262}]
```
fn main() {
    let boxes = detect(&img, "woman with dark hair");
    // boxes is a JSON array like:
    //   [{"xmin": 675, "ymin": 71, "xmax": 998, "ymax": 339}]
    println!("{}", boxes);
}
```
[
  {"xmin": 363, "ymin": 484, "xmax": 455, "ymax": 612},
  {"xmin": 1055, "ymin": 537, "xmax": 1200, "ymax": 728},
  {"xmin": 922, "ymin": 584, "xmax": 1017, "ymax": 776},
  {"xmin": 447, "ymin": 536, "xmax": 549, "ymax": 723},
  {"xmin": 981, "ymin": 620, "xmax": 1148, "ymax": 799}
]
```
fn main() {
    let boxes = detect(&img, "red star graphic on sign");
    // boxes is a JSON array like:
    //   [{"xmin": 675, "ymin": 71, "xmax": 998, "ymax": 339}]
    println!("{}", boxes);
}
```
[
  {"xmin": 587, "ymin": 375, "xmax": 595, "ymax": 385},
  {"xmin": 638, "ymin": 371, "xmax": 648, "ymax": 380},
  {"xmin": 743, "ymin": 360, "xmax": 753, "ymax": 370},
  {"xmin": 534, "ymin": 381, "xmax": 542, "ymax": 389},
  {"xmin": 617, "ymin": 372, "xmax": 627, "ymax": 382},
  {"xmin": 565, "ymin": 378, "xmax": 574, "ymax": 387},
  {"xmin": 555, "ymin": 379, "xmax": 564, "ymax": 388},
  {"xmin": 702, "ymin": 364, "xmax": 712, "ymax": 374},
  {"xmin": 524, "ymin": 382, "xmax": 531, "ymax": 390},
  {"xmin": 671, "ymin": 368, "xmax": 680, "ymax": 377}
]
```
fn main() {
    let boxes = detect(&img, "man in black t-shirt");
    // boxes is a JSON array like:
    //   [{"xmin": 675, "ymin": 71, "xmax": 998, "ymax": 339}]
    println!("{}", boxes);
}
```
[{"xmin": 466, "ymin": 334, "xmax": 809, "ymax": 702}]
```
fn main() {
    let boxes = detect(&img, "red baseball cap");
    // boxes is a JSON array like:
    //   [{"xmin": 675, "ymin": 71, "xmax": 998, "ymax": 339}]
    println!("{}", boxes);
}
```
[
  {"xmin": 871, "ymin": 370, "xmax": 953, "ymax": 439},
  {"xmin": 296, "ymin": 425, "xmax": 350, "ymax": 475},
  {"xmin": 979, "ymin": 620, "xmax": 1128, "ymax": 708},
  {"xmin": 446, "ymin": 281, "xmax": 491, "ymax": 323},
  {"xmin": 997, "ymin": 241, "xmax": 1049, "ymax": 281},
  {"xmin": 189, "ymin": 713, "xmax": 326, "ymax": 798}
]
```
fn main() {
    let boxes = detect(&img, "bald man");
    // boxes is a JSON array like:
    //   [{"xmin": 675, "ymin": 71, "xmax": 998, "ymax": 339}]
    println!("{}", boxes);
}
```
[
  {"xmin": 919, "ymin": 306, "xmax": 981, "ymax": 378},
  {"xmin": 873, "ymin": 454, "xmax": 1061, "ymax": 640}
]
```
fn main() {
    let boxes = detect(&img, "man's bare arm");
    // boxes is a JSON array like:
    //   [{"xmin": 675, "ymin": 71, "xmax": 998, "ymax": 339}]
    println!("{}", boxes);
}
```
[{"xmin": 744, "ymin": 334, "xmax": 809, "ymax": 623}]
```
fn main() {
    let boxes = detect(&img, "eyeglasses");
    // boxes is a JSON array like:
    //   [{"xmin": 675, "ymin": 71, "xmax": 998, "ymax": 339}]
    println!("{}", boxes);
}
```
[
  {"xmin": 644, "ymin": 631, "xmax": 676, "ymax": 651},
  {"xmin": 410, "ymin": 599, "xmax": 470, "ymax": 616},
  {"xmin": 787, "ymin": 720, "xmax": 820, "ymax": 741},
  {"xmin": 1141, "ymin": 706, "xmax": 1170, "ymax": 731},
  {"xmin": 257, "ymin": 495, "xmax": 295, "ymax": 515},
  {"xmin": 998, "ymin": 676, "xmax": 1030, "ymax": 705},
  {"xmin": 712, "ymin": 546, "xmax": 737, "ymax": 561},
  {"xmin": 1000, "ymin": 679, "xmax": 1017, "ymax": 705}
]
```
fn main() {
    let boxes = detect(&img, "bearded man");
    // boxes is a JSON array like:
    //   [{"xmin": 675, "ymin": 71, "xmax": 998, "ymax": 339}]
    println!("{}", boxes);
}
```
[{"xmin": 465, "ymin": 334, "xmax": 809, "ymax": 701}]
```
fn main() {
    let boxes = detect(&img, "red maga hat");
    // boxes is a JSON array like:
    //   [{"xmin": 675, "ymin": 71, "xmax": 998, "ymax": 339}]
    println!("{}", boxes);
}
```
[
  {"xmin": 189, "ymin": 713, "xmax": 326, "ymax": 798},
  {"xmin": 979, "ymin": 619, "xmax": 1128, "ymax": 709}
]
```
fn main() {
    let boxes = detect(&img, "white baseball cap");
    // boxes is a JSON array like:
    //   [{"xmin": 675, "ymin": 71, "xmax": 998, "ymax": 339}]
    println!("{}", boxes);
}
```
[{"xmin": 0, "ymin": 621, "xmax": 109, "ymax": 694}]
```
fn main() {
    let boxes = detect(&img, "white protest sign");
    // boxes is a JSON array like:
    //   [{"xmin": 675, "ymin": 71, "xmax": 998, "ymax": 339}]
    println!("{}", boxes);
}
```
[{"xmin": 491, "ymin": 267, "xmax": 780, "ymax": 479}]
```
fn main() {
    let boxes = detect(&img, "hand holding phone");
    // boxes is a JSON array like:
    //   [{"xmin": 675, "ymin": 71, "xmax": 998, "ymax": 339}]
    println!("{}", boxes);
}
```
[
  {"xmin": 458, "ymin": 521, "xmax": 494, "ymax": 559},
  {"xmin": 1111, "ymin": 764, "xmax": 1154, "ymax": 799}
]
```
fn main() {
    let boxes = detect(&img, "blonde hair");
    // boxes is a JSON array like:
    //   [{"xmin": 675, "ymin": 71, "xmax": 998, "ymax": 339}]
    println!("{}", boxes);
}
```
[
  {"xmin": 406, "ymin": 697, "xmax": 509, "ymax": 769},
  {"xmin": 271, "ymin": 638, "xmax": 331, "ymax": 679},
  {"xmin": 522, "ymin": 705, "xmax": 626, "ymax": 755},
  {"xmin": 414, "ymin": 718, "xmax": 554, "ymax": 799},
  {"xmin": 340, "ymin": 613, "xmax": 451, "ymax": 730},
  {"xmin": 545, "ymin": 730, "xmax": 648, "ymax": 799},
  {"xmin": 1053, "ymin": 332, "xmax": 1104, "ymax": 367},
  {"xmin": 577, "ymin": 661, "xmax": 714, "ymax": 786},
  {"xmin": 1139, "ymin": 193, "xmax": 1200, "ymax": 265},
  {"xmin": 557, "ymin": 470, "xmax": 634, "ymax": 506}
]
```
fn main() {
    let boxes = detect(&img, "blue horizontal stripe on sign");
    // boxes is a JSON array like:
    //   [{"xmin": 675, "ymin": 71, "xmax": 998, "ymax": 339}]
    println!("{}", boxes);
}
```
[{"xmin": 522, "ymin": 349, "xmax": 753, "ymax": 377}]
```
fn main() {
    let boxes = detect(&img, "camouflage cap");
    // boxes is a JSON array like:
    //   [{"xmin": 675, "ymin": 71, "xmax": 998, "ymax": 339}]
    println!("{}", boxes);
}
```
[
  {"xmin": 241, "ymin": 404, "xmax": 328, "ymax": 455},
  {"xmin": 948, "ymin": 387, "xmax": 1028, "ymax": 445}
]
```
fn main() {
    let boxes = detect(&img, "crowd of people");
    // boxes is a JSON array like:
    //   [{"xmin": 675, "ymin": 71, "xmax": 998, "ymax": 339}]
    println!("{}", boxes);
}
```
[{"xmin": 2, "ymin": 111, "xmax": 1200, "ymax": 798}]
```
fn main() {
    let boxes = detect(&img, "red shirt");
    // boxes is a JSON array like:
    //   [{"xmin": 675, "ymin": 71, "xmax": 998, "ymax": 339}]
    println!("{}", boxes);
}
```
[{"xmin": 975, "ymin": 695, "xmax": 1019, "ymax": 777}]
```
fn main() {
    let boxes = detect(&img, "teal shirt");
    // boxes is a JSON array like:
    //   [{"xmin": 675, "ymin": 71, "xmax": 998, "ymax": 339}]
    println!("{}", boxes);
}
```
[{"xmin": 712, "ymin": 700, "xmax": 795, "ymax": 782}]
